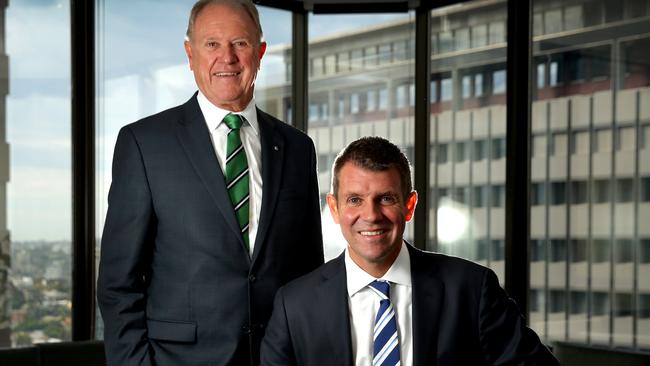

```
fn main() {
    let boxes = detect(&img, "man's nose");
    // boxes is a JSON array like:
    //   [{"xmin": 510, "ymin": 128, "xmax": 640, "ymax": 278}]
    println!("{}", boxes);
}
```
[
  {"xmin": 361, "ymin": 202, "xmax": 382, "ymax": 222},
  {"xmin": 220, "ymin": 45, "xmax": 237, "ymax": 63}
]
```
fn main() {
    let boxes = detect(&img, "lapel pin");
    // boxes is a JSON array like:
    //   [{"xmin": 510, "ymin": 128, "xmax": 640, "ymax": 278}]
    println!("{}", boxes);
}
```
[{"xmin": 273, "ymin": 145, "xmax": 279, "ymax": 151}]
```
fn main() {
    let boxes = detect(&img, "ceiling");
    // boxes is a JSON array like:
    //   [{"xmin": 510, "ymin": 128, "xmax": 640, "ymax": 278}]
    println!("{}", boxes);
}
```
[{"xmin": 254, "ymin": 0, "xmax": 464, "ymax": 13}]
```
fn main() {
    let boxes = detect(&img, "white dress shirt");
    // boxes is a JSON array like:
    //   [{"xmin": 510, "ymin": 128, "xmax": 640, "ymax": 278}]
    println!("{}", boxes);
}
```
[
  {"xmin": 197, "ymin": 91, "xmax": 263, "ymax": 256},
  {"xmin": 345, "ymin": 242, "xmax": 413, "ymax": 365}
]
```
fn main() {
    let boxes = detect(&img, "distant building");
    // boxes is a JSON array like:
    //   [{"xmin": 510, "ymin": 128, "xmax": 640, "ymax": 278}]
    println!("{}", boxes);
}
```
[
  {"xmin": 256, "ymin": 0, "xmax": 650, "ymax": 351},
  {"xmin": 0, "ymin": 0, "xmax": 11, "ymax": 349}
]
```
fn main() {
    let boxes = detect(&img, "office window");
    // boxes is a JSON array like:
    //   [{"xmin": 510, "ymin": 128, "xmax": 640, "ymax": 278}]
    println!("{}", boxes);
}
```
[
  {"xmin": 473, "ymin": 140, "xmax": 487, "ymax": 161},
  {"xmin": 454, "ymin": 186, "xmax": 470, "ymax": 205},
  {"xmin": 640, "ymin": 294, "xmax": 650, "ymax": 318},
  {"xmin": 571, "ymin": 131, "xmax": 590, "ymax": 155},
  {"xmin": 492, "ymin": 69, "xmax": 506, "ymax": 94},
  {"xmin": 366, "ymin": 90, "xmax": 377, "ymax": 112},
  {"xmin": 337, "ymin": 51, "xmax": 350, "ymax": 72},
  {"xmin": 552, "ymin": 132, "xmax": 568, "ymax": 155},
  {"xmin": 439, "ymin": 30, "xmax": 454, "ymax": 53},
  {"xmin": 324, "ymin": 54, "xmax": 336, "ymax": 75},
  {"xmin": 393, "ymin": 40, "xmax": 407, "ymax": 62},
  {"xmin": 473, "ymin": 186, "xmax": 488, "ymax": 207},
  {"xmin": 593, "ymin": 239, "xmax": 610, "ymax": 262},
  {"xmin": 476, "ymin": 239, "xmax": 489, "ymax": 261},
  {"xmin": 571, "ymin": 291, "xmax": 587, "ymax": 314},
  {"xmin": 455, "ymin": 27, "xmax": 470, "ymax": 51},
  {"xmin": 593, "ymin": 179, "xmax": 611, "ymax": 203},
  {"xmin": 616, "ymin": 178, "xmax": 634, "ymax": 203},
  {"xmin": 472, "ymin": 24, "xmax": 488, "ymax": 48},
  {"xmin": 571, "ymin": 181, "xmax": 588, "ymax": 204},
  {"xmin": 396, "ymin": 84, "xmax": 408, "ymax": 109},
  {"xmin": 441, "ymin": 77, "xmax": 453, "ymax": 101},
  {"xmin": 378, "ymin": 88, "xmax": 388, "ymax": 111},
  {"xmin": 550, "ymin": 290, "xmax": 567, "ymax": 313},
  {"xmin": 616, "ymin": 126, "xmax": 636, "ymax": 151},
  {"xmin": 594, "ymin": 128, "xmax": 612, "ymax": 152},
  {"xmin": 430, "ymin": 79, "xmax": 438, "ymax": 103},
  {"xmin": 492, "ymin": 137, "xmax": 506, "ymax": 159},
  {"xmin": 531, "ymin": 239, "xmax": 547, "ymax": 261},
  {"xmin": 537, "ymin": 63, "xmax": 546, "ymax": 88},
  {"xmin": 378, "ymin": 43, "xmax": 391, "ymax": 65},
  {"xmin": 488, "ymin": 20, "xmax": 505, "ymax": 44},
  {"xmin": 551, "ymin": 182, "xmax": 566, "ymax": 205},
  {"xmin": 462, "ymin": 75, "xmax": 472, "ymax": 98},
  {"xmin": 545, "ymin": 8, "xmax": 563, "ymax": 34},
  {"xmin": 312, "ymin": 57, "xmax": 324, "ymax": 77},
  {"xmin": 615, "ymin": 239, "xmax": 633, "ymax": 263},
  {"xmin": 474, "ymin": 73, "xmax": 484, "ymax": 97},
  {"xmin": 350, "ymin": 93, "xmax": 360, "ymax": 114},
  {"xmin": 408, "ymin": 83, "xmax": 415, "ymax": 107},
  {"xmin": 564, "ymin": 5, "xmax": 583, "ymax": 31},
  {"xmin": 615, "ymin": 293, "xmax": 633, "ymax": 317},
  {"xmin": 549, "ymin": 61, "xmax": 559, "ymax": 86},
  {"xmin": 551, "ymin": 239, "xmax": 567, "ymax": 262},
  {"xmin": 491, "ymin": 185, "xmax": 505, "ymax": 207},
  {"xmin": 351, "ymin": 48, "xmax": 363, "ymax": 70},
  {"xmin": 571, "ymin": 240, "xmax": 588, "ymax": 262},
  {"xmin": 320, "ymin": 103, "xmax": 329, "ymax": 120},
  {"xmin": 491, "ymin": 240, "xmax": 505, "ymax": 261},
  {"xmin": 592, "ymin": 292, "xmax": 610, "ymax": 316},
  {"xmin": 309, "ymin": 103, "xmax": 319, "ymax": 121},
  {"xmin": 455, "ymin": 141, "xmax": 468, "ymax": 162},
  {"xmin": 365, "ymin": 45, "xmax": 378, "ymax": 66},
  {"xmin": 531, "ymin": 183, "xmax": 546, "ymax": 206},
  {"xmin": 337, "ymin": 96, "xmax": 346, "ymax": 118},
  {"xmin": 641, "ymin": 239, "xmax": 650, "ymax": 264},
  {"xmin": 437, "ymin": 143, "xmax": 449, "ymax": 164},
  {"xmin": 643, "ymin": 177, "xmax": 650, "ymax": 202}
]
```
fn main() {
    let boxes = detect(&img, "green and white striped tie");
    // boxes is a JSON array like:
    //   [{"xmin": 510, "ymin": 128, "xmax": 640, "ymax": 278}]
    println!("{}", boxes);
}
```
[{"xmin": 223, "ymin": 113, "xmax": 250, "ymax": 250}]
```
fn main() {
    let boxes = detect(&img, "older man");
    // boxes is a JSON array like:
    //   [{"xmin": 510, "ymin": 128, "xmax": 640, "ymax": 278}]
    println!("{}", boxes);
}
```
[
  {"xmin": 97, "ymin": 1, "xmax": 323, "ymax": 365},
  {"xmin": 261, "ymin": 137, "xmax": 558, "ymax": 366}
]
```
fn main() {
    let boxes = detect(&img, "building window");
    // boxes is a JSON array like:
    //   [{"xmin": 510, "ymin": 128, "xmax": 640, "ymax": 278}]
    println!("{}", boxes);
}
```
[
  {"xmin": 531, "ymin": 182, "xmax": 546, "ymax": 206},
  {"xmin": 571, "ymin": 130, "xmax": 590, "ymax": 155},
  {"xmin": 454, "ymin": 186, "xmax": 470, "ymax": 205},
  {"xmin": 441, "ymin": 77, "xmax": 453, "ymax": 101},
  {"xmin": 643, "ymin": 177, "xmax": 650, "ymax": 202},
  {"xmin": 378, "ymin": 88, "xmax": 388, "ymax": 111},
  {"xmin": 476, "ymin": 239, "xmax": 489, "ymax": 261},
  {"xmin": 309, "ymin": 103, "xmax": 319, "ymax": 122},
  {"xmin": 550, "ymin": 290, "xmax": 566, "ymax": 313},
  {"xmin": 473, "ymin": 186, "xmax": 488, "ymax": 207},
  {"xmin": 545, "ymin": 8, "xmax": 563, "ymax": 34},
  {"xmin": 491, "ymin": 240, "xmax": 505, "ymax": 261},
  {"xmin": 455, "ymin": 27, "xmax": 470, "ymax": 51},
  {"xmin": 337, "ymin": 51, "xmax": 350, "ymax": 72},
  {"xmin": 365, "ymin": 45, "xmax": 378, "ymax": 66},
  {"xmin": 594, "ymin": 128, "xmax": 612, "ymax": 152},
  {"xmin": 312, "ymin": 57, "xmax": 323, "ymax": 77},
  {"xmin": 531, "ymin": 239, "xmax": 546, "ymax": 261},
  {"xmin": 491, "ymin": 185, "xmax": 505, "ymax": 207},
  {"xmin": 324, "ymin": 54, "xmax": 336, "ymax": 75},
  {"xmin": 616, "ymin": 178, "xmax": 634, "ymax": 203},
  {"xmin": 551, "ymin": 239, "xmax": 567, "ymax": 261},
  {"xmin": 640, "ymin": 294, "xmax": 650, "ymax": 318},
  {"xmin": 531, "ymin": 290, "xmax": 544, "ymax": 313},
  {"xmin": 492, "ymin": 69, "xmax": 506, "ymax": 94},
  {"xmin": 564, "ymin": 5, "xmax": 584, "ymax": 31},
  {"xmin": 393, "ymin": 40, "xmax": 407, "ymax": 62},
  {"xmin": 537, "ymin": 63, "xmax": 546, "ymax": 88},
  {"xmin": 570, "ymin": 240, "xmax": 588, "ymax": 262},
  {"xmin": 462, "ymin": 75, "xmax": 472, "ymax": 98},
  {"xmin": 491, "ymin": 137, "xmax": 506, "ymax": 159},
  {"xmin": 367, "ymin": 90, "xmax": 377, "ymax": 112},
  {"xmin": 616, "ymin": 126, "xmax": 636, "ymax": 151},
  {"xmin": 571, "ymin": 181, "xmax": 588, "ymax": 204},
  {"xmin": 396, "ymin": 84, "xmax": 408, "ymax": 109},
  {"xmin": 615, "ymin": 239, "xmax": 633, "ymax": 263},
  {"xmin": 593, "ymin": 239, "xmax": 610, "ymax": 262},
  {"xmin": 378, "ymin": 43, "xmax": 391, "ymax": 65},
  {"xmin": 455, "ymin": 141, "xmax": 468, "ymax": 162},
  {"xmin": 549, "ymin": 61, "xmax": 559, "ymax": 86},
  {"xmin": 350, "ymin": 93, "xmax": 360, "ymax": 114},
  {"xmin": 351, "ymin": 48, "xmax": 363, "ymax": 70},
  {"xmin": 439, "ymin": 30, "xmax": 454, "ymax": 53},
  {"xmin": 532, "ymin": 135, "xmax": 547, "ymax": 157},
  {"xmin": 593, "ymin": 179, "xmax": 611, "ymax": 203},
  {"xmin": 408, "ymin": 83, "xmax": 415, "ymax": 107},
  {"xmin": 488, "ymin": 20, "xmax": 505, "ymax": 44},
  {"xmin": 641, "ymin": 239, "xmax": 650, "ymax": 264},
  {"xmin": 592, "ymin": 292, "xmax": 609, "ymax": 316},
  {"xmin": 550, "ymin": 181, "xmax": 566, "ymax": 205},
  {"xmin": 473, "ymin": 140, "xmax": 487, "ymax": 161},
  {"xmin": 474, "ymin": 73, "xmax": 484, "ymax": 97},
  {"xmin": 437, "ymin": 143, "xmax": 449, "ymax": 164},
  {"xmin": 552, "ymin": 132, "xmax": 568, "ymax": 155},
  {"xmin": 430, "ymin": 79, "xmax": 438, "ymax": 103},
  {"xmin": 472, "ymin": 24, "xmax": 488, "ymax": 48},
  {"xmin": 337, "ymin": 96, "xmax": 346, "ymax": 118},
  {"xmin": 571, "ymin": 291, "xmax": 587, "ymax": 314},
  {"xmin": 615, "ymin": 293, "xmax": 633, "ymax": 317}
]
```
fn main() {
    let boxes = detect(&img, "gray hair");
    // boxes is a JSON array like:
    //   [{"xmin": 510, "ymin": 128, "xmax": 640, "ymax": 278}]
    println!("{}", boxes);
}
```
[{"xmin": 186, "ymin": 0, "xmax": 263, "ymax": 42}]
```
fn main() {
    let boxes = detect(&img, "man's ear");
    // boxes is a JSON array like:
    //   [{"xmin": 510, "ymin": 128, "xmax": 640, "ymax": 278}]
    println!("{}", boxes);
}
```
[
  {"xmin": 258, "ymin": 41, "xmax": 267, "ymax": 65},
  {"xmin": 404, "ymin": 191, "xmax": 418, "ymax": 222},
  {"xmin": 184, "ymin": 40, "xmax": 194, "ymax": 70},
  {"xmin": 326, "ymin": 193, "xmax": 340, "ymax": 224}
]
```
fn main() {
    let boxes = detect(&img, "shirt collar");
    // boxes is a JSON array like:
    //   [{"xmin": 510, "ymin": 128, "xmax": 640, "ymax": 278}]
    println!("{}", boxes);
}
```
[
  {"xmin": 196, "ymin": 90, "xmax": 260, "ymax": 136},
  {"xmin": 345, "ymin": 241, "xmax": 412, "ymax": 298}
]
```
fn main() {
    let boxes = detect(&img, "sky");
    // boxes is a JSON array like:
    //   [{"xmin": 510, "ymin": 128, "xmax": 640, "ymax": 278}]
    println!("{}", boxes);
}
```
[{"xmin": 5, "ymin": 0, "xmax": 409, "ymax": 242}]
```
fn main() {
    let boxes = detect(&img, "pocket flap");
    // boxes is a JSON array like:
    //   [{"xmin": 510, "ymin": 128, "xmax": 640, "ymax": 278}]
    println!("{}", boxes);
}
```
[{"xmin": 147, "ymin": 319, "xmax": 197, "ymax": 342}]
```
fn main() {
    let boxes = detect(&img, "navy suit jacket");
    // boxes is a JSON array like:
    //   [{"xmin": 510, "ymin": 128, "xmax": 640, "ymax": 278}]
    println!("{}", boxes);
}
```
[
  {"xmin": 97, "ymin": 94, "xmax": 324, "ymax": 366},
  {"xmin": 261, "ymin": 244, "xmax": 559, "ymax": 366}
]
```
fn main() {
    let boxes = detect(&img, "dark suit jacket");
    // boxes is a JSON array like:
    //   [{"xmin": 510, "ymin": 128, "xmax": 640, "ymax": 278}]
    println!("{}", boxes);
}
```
[
  {"xmin": 261, "ymin": 243, "xmax": 559, "ymax": 366},
  {"xmin": 97, "ymin": 94, "xmax": 324, "ymax": 366}
]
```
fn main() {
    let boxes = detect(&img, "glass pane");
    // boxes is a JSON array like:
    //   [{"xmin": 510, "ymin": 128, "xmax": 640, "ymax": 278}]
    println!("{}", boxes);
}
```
[
  {"xmin": 530, "ymin": 0, "xmax": 650, "ymax": 351},
  {"xmin": 3, "ymin": 0, "xmax": 72, "ymax": 347},
  {"xmin": 429, "ymin": 1, "xmax": 508, "ymax": 285},
  {"xmin": 306, "ymin": 13, "xmax": 415, "ymax": 260},
  {"xmin": 95, "ymin": 1, "xmax": 292, "ymax": 338}
]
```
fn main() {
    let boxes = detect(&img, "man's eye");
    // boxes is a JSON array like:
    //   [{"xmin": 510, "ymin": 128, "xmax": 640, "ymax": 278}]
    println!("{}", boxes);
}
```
[
  {"xmin": 206, "ymin": 41, "xmax": 218, "ymax": 48},
  {"xmin": 348, "ymin": 197, "xmax": 361, "ymax": 205},
  {"xmin": 380, "ymin": 196, "xmax": 396, "ymax": 204},
  {"xmin": 233, "ymin": 41, "xmax": 248, "ymax": 48}
]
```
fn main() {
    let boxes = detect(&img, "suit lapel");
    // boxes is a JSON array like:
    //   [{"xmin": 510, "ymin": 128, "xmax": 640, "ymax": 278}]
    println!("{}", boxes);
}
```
[
  {"xmin": 251, "ymin": 109, "xmax": 284, "ymax": 263},
  {"xmin": 316, "ymin": 255, "xmax": 354, "ymax": 366},
  {"xmin": 408, "ymin": 245, "xmax": 443, "ymax": 366},
  {"xmin": 175, "ymin": 95, "xmax": 246, "ymax": 252}
]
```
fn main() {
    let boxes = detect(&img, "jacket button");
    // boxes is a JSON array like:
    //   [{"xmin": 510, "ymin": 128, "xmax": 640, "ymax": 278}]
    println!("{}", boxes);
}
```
[{"xmin": 249, "ymin": 274, "xmax": 256, "ymax": 282}]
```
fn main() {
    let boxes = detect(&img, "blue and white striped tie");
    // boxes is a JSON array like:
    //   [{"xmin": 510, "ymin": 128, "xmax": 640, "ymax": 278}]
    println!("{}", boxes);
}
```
[{"xmin": 369, "ymin": 280, "xmax": 400, "ymax": 366}]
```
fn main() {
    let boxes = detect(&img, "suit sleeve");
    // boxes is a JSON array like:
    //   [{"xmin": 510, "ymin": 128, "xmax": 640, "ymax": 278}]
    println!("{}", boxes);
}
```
[
  {"xmin": 260, "ymin": 287, "xmax": 298, "ymax": 366},
  {"xmin": 97, "ymin": 127, "xmax": 154, "ymax": 366},
  {"xmin": 478, "ymin": 269, "xmax": 559, "ymax": 365}
]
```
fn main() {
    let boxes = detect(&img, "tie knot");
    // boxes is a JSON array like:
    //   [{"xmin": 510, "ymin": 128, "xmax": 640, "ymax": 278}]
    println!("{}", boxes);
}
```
[
  {"xmin": 223, "ymin": 113, "xmax": 243, "ymax": 130},
  {"xmin": 369, "ymin": 280, "xmax": 390, "ymax": 299}
]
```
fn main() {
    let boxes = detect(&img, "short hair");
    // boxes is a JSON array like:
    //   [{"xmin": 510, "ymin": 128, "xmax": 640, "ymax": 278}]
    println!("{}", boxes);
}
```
[
  {"xmin": 331, "ymin": 136, "xmax": 413, "ymax": 201},
  {"xmin": 186, "ymin": 0, "xmax": 264, "ymax": 43}
]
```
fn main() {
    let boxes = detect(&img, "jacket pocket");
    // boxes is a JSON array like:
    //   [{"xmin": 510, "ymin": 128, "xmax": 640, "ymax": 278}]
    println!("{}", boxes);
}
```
[{"xmin": 147, "ymin": 318, "xmax": 197, "ymax": 343}]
